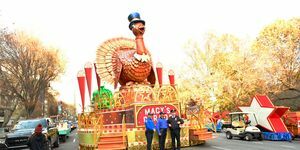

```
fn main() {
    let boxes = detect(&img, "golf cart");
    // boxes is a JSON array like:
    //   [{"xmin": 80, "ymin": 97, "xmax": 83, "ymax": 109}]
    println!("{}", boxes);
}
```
[
  {"xmin": 58, "ymin": 121, "xmax": 71, "ymax": 142},
  {"xmin": 225, "ymin": 112, "xmax": 263, "ymax": 141}
]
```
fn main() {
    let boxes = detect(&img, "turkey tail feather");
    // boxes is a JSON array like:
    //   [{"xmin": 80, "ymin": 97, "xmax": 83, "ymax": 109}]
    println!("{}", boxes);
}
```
[{"xmin": 96, "ymin": 37, "xmax": 135, "ymax": 86}]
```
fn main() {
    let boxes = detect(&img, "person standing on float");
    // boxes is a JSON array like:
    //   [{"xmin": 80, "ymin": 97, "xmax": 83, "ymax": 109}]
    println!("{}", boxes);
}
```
[
  {"xmin": 156, "ymin": 112, "xmax": 168, "ymax": 150},
  {"xmin": 145, "ymin": 113, "xmax": 155, "ymax": 150},
  {"xmin": 168, "ymin": 109, "xmax": 184, "ymax": 150}
]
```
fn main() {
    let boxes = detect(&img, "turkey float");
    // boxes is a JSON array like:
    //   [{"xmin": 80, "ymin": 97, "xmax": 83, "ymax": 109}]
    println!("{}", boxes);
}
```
[
  {"xmin": 96, "ymin": 12, "xmax": 156, "ymax": 89},
  {"xmin": 77, "ymin": 13, "xmax": 214, "ymax": 150}
]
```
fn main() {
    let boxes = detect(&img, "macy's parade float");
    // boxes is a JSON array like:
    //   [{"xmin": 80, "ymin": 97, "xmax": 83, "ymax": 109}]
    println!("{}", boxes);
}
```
[{"xmin": 76, "ymin": 12, "xmax": 214, "ymax": 150}]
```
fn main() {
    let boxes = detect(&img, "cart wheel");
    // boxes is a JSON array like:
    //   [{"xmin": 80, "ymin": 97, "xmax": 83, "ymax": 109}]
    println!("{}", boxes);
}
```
[
  {"xmin": 258, "ymin": 134, "xmax": 263, "ymax": 141},
  {"xmin": 53, "ymin": 134, "xmax": 60, "ymax": 147},
  {"xmin": 226, "ymin": 132, "xmax": 232, "ymax": 139},
  {"xmin": 245, "ymin": 134, "xmax": 253, "ymax": 141},
  {"xmin": 47, "ymin": 139, "xmax": 52, "ymax": 150},
  {"xmin": 62, "ymin": 135, "xmax": 66, "ymax": 142}
]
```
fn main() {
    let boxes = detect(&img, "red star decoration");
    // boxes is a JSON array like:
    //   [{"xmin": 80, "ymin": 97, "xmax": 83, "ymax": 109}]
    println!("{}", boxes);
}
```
[{"xmin": 239, "ymin": 95, "xmax": 289, "ymax": 132}]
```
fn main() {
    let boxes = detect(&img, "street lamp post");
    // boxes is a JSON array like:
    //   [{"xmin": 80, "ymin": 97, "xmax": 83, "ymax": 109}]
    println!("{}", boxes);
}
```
[
  {"xmin": 210, "ymin": 81, "xmax": 218, "ymax": 113},
  {"xmin": 41, "ymin": 86, "xmax": 45, "ymax": 117},
  {"xmin": 44, "ymin": 99, "xmax": 48, "ymax": 117},
  {"xmin": 41, "ymin": 82, "xmax": 50, "ymax": 118}
]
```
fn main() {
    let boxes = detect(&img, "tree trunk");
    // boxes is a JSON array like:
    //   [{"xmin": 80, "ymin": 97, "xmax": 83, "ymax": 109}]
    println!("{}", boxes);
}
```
[
  {"xmin": 1, "ymin": 102, "xmax": 17, "ymax": 127},
  {"xmin": 26, "ymin": 109, "xmax": 33, "ymax": 119},
  {"xmin": 24, "ymin": 99, "xmax": 37, "ymax": 119},
  {"xmin": 1, "ymin": 109, "xmax": 13, "ymax": 127},
  {"xmin": 12, "ymin": 113, "xmax": 22, "ymax": 126}
]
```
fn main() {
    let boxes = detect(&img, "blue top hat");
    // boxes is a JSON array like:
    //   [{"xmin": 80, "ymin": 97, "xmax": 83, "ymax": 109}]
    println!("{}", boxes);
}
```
[
  {"xmin": 159, "ymin": 112, "xmax": 165, "ymax": 115},
  {"xmin": 128, "ymin": 12, "xmax": 145, "ymax": 30}
]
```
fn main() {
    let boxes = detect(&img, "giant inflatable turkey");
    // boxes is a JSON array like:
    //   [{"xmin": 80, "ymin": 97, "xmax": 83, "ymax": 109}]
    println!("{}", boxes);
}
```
[{"xmin": 96, "ymin": 12, "xmax": 156, "ymax": 89}]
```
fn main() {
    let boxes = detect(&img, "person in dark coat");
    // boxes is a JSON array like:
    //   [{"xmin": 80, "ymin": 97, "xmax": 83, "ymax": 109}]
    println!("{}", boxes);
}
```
[
  {"xmin": 156, "ymin": 112, "xmax": 168, "ymax": 150},
  {"xmin": 28, "ymin": 124, "xmax": 48, "ymax": 150},
  {"xmin": 145, "ymin": 113, "xmax": 155, "ymax": 150},
  {"xmin": 167, "ymin": 109, "xmax": 184, "ymax": 150}
]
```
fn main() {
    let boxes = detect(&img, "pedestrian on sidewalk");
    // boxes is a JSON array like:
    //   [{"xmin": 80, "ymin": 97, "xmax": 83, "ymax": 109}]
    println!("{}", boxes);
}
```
[
  {"xmin": 28, "ymin": 124, "xmax": 48, "ymax": 150},
  {"xmin": 168, "ymin": 109, "xmax": 184, "ymax": 150},
  {"xmin": 145, "ymin": 112, "xmax": 155, "ymax": 150},
  {"xmin": 156, "ymin": 111, "xmax": 168, "ymax": 150}
]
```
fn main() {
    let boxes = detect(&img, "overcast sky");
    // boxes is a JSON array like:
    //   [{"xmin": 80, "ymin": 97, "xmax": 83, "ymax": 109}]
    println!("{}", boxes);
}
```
[{"xmin": 0, "ymin": 0, "xmax": 299, "ymax": 112}]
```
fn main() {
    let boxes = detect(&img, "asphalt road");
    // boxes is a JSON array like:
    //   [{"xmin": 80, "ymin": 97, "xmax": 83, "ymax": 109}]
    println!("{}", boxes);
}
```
[
  {"xmin": 56, "ymin": 131, "xmax": 300, "ymax": 150},
  {"xmin": 184, "ymin": 133, "xmax": 300, "ymax": 150},
  {"xmin": 54, "ymin": 128, "xmax": 78, "ymax": 150}
]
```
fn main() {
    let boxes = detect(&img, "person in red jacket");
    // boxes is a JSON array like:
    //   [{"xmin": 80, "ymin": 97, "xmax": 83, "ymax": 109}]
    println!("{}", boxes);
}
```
[
  {"xmin": 28, "ymin": 124, "xmax": 48, "ymax": 150},
  {"xmin": 243, "ymin": 114, "xmax": 250, "ymax": 126}
]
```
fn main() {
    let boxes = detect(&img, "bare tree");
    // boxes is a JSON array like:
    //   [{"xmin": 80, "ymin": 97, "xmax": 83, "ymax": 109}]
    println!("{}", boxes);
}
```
[
  {"xmin": 0, "ymin": 80, "xmax": 19, "ymax": 127},
  {"xmin": 0, "ymin": 32, "xmax": 64, "ymax": 118},
  {"xmin": 47, "ymin": 89, "xmax": 59, "ymax": 117},
  {"xmin": 30, "ymin": 89, "xmax": 59, "ymax": 118},
  {"xmin": 0, "ymin": 29, "xmax": 20, "ymax": 127}
]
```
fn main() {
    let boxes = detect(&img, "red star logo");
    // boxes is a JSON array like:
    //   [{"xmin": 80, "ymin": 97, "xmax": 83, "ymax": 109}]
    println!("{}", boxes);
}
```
[{"xmin": 239, "ymin": 95, "xmax": 289, "ymax": 132}]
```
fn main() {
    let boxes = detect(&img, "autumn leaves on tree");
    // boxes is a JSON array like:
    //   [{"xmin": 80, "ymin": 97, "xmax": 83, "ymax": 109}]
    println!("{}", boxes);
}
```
[{"xmin": 181, "ymin": 18, "xmax": 300, "ymax": 111}]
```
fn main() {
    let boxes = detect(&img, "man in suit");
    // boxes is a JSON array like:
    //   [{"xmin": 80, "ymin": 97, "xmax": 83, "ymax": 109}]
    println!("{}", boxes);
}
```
[
  {"xmin": 167, "ymin": 109, "xmax": 184, "ymax": 150},
  {"xmin": 145, "ymin": 113, "xmax": 155, "ymax": 150}
]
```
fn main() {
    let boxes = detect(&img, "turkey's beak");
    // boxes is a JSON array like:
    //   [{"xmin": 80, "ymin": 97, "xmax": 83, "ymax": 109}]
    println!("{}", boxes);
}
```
[{"xmin": 138, "ymin": 26, "xmax": 145, "ymax": 33}]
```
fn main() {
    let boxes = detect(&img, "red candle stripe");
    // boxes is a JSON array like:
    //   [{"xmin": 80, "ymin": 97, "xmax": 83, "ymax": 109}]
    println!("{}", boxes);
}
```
[
  {"xmin": 156, "ymin": 62, "xmax": 163, "ymax": 87},
  {"xmin": 77, "ymin": 70, "xmax": 86, "ymax": 112}
]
